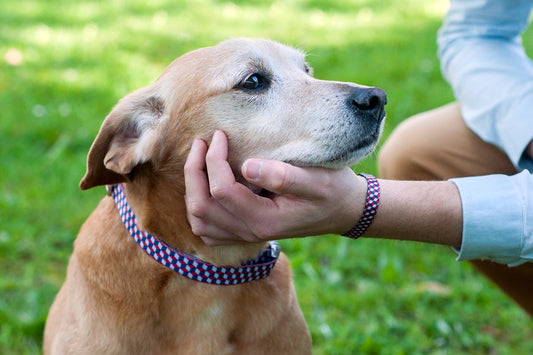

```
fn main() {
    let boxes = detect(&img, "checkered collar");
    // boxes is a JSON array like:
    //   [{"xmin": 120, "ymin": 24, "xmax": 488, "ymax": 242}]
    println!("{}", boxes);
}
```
[{"xmin": 106, "ymin": 184, "xmax": 280, "ymax": 286}]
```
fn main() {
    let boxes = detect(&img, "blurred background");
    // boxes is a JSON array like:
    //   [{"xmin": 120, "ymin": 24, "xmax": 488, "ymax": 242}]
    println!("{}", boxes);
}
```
[{"xmin": 1, "ymin": 0, "xmax": 532, "ymax": 353}]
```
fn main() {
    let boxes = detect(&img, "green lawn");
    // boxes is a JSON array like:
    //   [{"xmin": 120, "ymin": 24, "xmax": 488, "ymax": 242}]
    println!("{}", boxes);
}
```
[{"xmin": 1, "ymin": 0, "xmax": 532, "ymax": 353}]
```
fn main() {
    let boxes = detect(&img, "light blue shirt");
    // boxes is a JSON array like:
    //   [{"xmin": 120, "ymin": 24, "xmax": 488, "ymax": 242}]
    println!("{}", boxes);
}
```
[{"xmin": 438, "ymin": 0, "xmax": 533, "ymax": 265}]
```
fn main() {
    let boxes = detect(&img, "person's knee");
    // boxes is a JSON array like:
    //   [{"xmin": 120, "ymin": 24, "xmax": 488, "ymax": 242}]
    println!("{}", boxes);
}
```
[
  {"xmin": 378, "ymin": 118, "xmax": 429, "ymax": 180},
  {"xmin": 377, "ymin": 106, "xmax": 458, "ymax": 181}
]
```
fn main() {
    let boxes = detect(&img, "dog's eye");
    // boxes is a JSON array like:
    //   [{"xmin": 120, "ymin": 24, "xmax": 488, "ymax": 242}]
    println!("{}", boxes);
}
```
[
  {"xmin": 304, "ymin": 63, "xmax": 313, "ymax": 75},
  {"xmin": 240, "ymin": 73, "xmax": 266, "ymax": 91}
]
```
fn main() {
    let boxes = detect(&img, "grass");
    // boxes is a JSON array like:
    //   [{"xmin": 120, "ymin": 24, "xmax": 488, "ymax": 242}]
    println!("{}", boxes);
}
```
[{"xmin": 1, "ymin": 0, "xmax": 532, "ymax": 353}]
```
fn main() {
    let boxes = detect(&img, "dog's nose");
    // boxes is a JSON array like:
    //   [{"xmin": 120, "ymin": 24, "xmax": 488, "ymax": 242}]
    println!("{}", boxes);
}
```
[{"xmin": 349, "ymin": 87, "xmax": 387, "ymax": 121}]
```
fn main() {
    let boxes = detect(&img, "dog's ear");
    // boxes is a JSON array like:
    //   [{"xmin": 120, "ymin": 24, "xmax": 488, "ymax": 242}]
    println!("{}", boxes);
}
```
[{"xmin": 79, "ymin": 89, "xmax": 167, "ymax": 190}]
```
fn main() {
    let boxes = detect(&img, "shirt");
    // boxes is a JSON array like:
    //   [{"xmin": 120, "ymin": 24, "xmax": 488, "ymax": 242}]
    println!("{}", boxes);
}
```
[{"xmin": 438, "ymin": 0, "xmax": 533, "ymax": 265}]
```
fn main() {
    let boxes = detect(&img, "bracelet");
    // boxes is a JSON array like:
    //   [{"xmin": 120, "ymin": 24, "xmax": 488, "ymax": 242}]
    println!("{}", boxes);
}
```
[{"xmin": 342, "ymin": 174, "xmax": 380, "ymax": 239}]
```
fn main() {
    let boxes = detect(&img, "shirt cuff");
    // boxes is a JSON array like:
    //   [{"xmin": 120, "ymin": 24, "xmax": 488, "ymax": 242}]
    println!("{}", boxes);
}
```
[{"xmin": 450, "ymin": 174, "xmax": 524, "ymax": 266}]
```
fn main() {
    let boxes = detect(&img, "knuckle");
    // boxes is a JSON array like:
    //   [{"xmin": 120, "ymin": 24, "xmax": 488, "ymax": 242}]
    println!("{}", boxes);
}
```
[
  {"xmin": 271, "ymin": 166, "xmax": 294, "ymax": 192},
  {"xmin": 187, "ymin": 214, "xmax": 208, "ymax": 236},
  {"xmin": 190, "ymin": 223, "xmax": 206, "ymax": 237},
  {"xmin": 200, "ymin": 237, "xmax": 218, "ymax": 247},
  {"xmin": 243, "ymin": 235, "xmax": 262, "ymax": 243},
  {"xmin": 209, "ymin": 183, "xmax": 231, "ymax": 201},
  {"xmin": 186, "ymin": 198, "xmax": 209, "ymax": 219},
  {"xmin": 204, "ymin": 147, "xmax": 219, "ymax": 164},
  {"xmin": 251, "ymin": 222, "xmax": 276, "ymax": 242}
]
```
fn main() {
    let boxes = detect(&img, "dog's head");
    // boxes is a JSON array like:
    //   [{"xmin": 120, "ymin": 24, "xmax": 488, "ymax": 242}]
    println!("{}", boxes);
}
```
[{"xmin": 80, "ymin": 38, "xmax": 386, "ymax": 190}]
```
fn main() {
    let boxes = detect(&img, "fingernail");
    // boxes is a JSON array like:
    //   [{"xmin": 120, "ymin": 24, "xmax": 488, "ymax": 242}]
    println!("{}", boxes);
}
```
[{"xmin": 243, "ymin": 159, "xmax": 263, "ymax": 181}]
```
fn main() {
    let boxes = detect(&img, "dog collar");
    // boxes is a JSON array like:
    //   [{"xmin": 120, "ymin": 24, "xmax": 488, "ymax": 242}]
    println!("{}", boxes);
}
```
[{"xmin": 106, "ymin": 184, "xmax": 280, "ymax": 285}]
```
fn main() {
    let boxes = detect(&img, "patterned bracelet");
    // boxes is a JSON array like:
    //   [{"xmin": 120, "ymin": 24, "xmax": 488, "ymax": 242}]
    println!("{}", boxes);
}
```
[{"xmin": 342, "ymin": 174, "xmax": 381, "ymax": 239}]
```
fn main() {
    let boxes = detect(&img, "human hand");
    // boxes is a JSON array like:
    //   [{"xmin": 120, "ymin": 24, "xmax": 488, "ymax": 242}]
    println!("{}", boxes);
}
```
[{"xmin": 184, "ymin": 130, "xmax": 367, "ymax": 246}]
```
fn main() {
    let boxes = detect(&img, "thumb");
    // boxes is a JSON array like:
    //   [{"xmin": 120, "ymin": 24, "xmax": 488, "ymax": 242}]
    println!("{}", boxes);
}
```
[{"xmin": 242, "ymin": 159, "xmax": 324, "ymax": 196}]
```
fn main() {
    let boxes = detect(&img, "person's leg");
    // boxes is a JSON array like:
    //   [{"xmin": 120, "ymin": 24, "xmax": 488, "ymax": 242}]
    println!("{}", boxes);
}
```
[
  {"xmin": 378, "ymin": 102, "xmax": 533, "ymax": 316},
  {"xmin": 379, "ymin": 102, "xmax": 517, "ymax": 179}
]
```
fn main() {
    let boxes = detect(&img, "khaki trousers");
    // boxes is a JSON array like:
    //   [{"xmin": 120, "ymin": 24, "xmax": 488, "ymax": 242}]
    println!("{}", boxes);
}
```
[{"xmin": 378, "ymin": 102, "xmax": 533, "ymax": 315}]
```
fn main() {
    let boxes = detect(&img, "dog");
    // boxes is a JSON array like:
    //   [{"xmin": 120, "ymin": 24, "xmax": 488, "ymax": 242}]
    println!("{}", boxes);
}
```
[{"xmin": 43, "ymin": 38, "xmax": 386, "ymax": 354}]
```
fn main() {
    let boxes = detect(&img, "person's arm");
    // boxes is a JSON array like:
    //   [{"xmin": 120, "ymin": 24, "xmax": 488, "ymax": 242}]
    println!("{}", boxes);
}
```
[
  {"xmin": 185, "ymin": 131, "xmax": 533, "ymax": 266},
  {"xmin": 363, "ymin": 179, "xmax": 463, "ymax": 248},
  {"xmin": 449, "ymin": 171, "xmax": 533, "ymax": 266},
  {"xmin": 185, "ymin": 130, "xmax": 463, "ymax": 248},
  {"xmin": 438, "ymin": 0, "xmax": 533, "ymax": 170}
]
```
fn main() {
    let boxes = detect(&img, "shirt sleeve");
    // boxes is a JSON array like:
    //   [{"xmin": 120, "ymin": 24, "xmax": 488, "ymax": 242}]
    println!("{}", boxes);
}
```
[
  {"xmin": 450, "ymin": 171, "xmax": 533, "ymax": 266},
  {"xmin": 437, "ymin": 0, "xmax": 533, "ymax": 170}
]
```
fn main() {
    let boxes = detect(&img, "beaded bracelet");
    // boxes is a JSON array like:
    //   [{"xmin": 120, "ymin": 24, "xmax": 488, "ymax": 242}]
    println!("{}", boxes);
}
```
[{"xmin": 342, "ymin": 174, "xmax": 381, "ymax": 239}]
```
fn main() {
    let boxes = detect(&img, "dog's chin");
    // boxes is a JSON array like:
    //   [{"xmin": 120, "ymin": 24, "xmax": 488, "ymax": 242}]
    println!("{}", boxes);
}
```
[
  {"xmin": 286, "ymin": 140, "xmax": 378, "ymax": 170},
  {"xmin": 232, "ymin": 137, "xmax": 379, "ymax": 195}
]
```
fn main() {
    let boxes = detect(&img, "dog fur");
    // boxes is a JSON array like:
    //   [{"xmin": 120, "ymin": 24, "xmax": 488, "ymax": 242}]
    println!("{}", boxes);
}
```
[{"xmin": 43, "ymin": 38, "xmax": 385, "ymax": 354}]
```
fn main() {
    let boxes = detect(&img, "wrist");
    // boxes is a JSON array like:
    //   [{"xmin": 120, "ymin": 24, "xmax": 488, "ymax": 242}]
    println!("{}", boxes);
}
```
[{"xmin": 342, "ymin": 174, "xmax": 381, "ymax": 239}]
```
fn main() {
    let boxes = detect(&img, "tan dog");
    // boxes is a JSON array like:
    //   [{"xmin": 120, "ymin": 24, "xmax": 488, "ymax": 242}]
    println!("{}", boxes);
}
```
[{"xmin": 43, "ymin": 38, "xmax": 386, "ymax": 354}]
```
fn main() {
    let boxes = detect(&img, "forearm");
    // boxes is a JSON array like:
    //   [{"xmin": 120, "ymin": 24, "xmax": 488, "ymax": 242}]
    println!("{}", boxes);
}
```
[
  {"xmin": 358, "ymin": 172, "xmax": 533, "ymax": 266},
  {"xmin": 362, "ymin": 180, "xmax": 462, "ymax": 248},
  {"xmin": 186, "ymin": 133, "xmax": 532, "ymax": 266}
]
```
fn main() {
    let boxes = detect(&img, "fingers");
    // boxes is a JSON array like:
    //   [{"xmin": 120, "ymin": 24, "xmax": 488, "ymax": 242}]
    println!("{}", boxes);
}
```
[
  {"xmin": 205, "ymin": 130, "xmax": 236, "ymax": 200},
  {"xmin": 184, "ymin": 137, "xmax": 239, "ymax": 240},
  {"xmin": 202, "ymin": 131, "xmax": 281, "ymax": 237},
  {"xmin": 184, "ymin": 132, "xmax": 267, "ymax": 244},
  {"xmin": 184, "ymin": 138, "xmax": 209, "ymax": 204},
  {"xmin": 184, "ymin": 138, "xmax": 218, "ymax": 236}
]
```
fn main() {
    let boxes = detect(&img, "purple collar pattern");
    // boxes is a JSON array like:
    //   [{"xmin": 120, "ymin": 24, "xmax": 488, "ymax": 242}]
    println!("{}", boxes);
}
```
[{"xmin": 106, "ymin": 184, "xmax": 280, "ymax": 286}]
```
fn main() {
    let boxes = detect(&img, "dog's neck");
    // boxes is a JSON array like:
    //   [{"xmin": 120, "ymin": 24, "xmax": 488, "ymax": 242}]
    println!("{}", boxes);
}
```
[{"xmin": 118, "ymin": 176, "xmax": 267, "ymax": 267}]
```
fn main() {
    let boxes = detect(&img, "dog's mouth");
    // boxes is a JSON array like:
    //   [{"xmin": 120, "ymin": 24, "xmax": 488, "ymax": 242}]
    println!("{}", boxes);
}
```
[
  {"xmin": 323, "ymin": 136, "xmax": 378, "ymax": 165},
  {"xmin": 253, "ymin": 137, "xmax": 376, "ymax": 198},
  {"xmin": 283, "ymin": 135, "xmax": 379, "ymax": 169}
]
